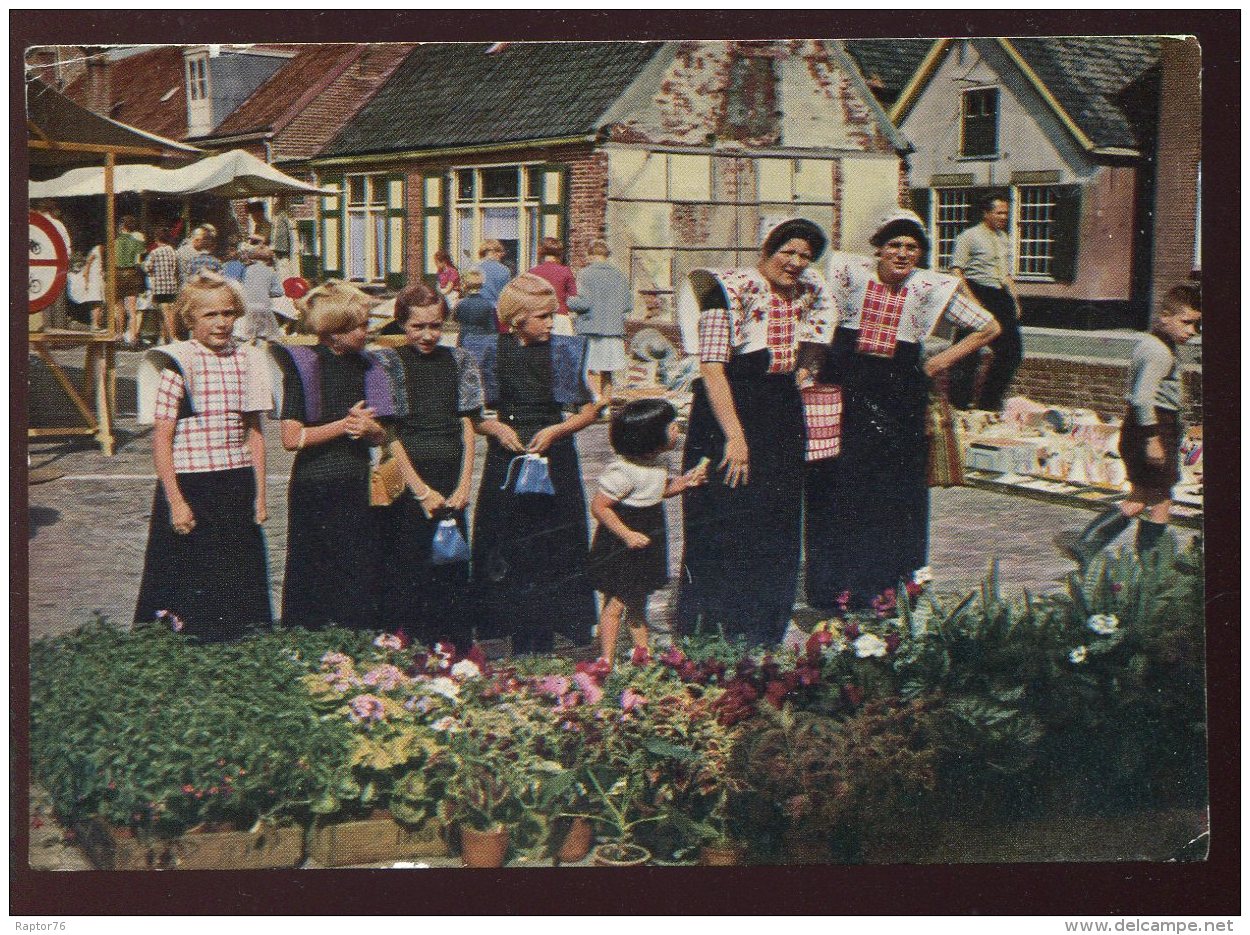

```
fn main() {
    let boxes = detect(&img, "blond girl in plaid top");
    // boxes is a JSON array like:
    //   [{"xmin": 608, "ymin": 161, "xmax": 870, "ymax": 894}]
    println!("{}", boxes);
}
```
[{"xmin": 134, "ymin": 272, "xmax": 274, "ymax": 642}]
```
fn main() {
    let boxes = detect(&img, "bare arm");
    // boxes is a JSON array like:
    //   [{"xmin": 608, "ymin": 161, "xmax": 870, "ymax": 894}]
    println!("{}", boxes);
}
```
[
  {"xmin": 279, "ymin": 400, "xmax": 381, "ymax": 450},
  {"xmin": 700, "ymin": 362, "xmax": 749, "ymax": 487},
  {"xmin": 925, "ymin": 285, "xmax": 1000, "ymax": 375},
  {"xmin": 664, "ymin": 458, "xmax": 709, "ymax": 497},
  {"xmin": 152, "ymin": 418, "xmax": 194, "ymax": 533},
  {"xmin": 473, "ymin": 416, "xmax": 525, "ymax": 452},
  {"xmin": 527, "ymin": 401, "xmax": 605, "ymax": 454},
  {"xmin": 391, "ymin": 439, "xmax": 445, "ymax": 516},
  {"xmin": 446, "ymin": 417, "xmax": 476, "ymax": 510},
  {"xmin": 244, "ymin": 412, "xmax": 267, "ymax": 523},
  {"xmin": 591, "ymin": 491, "xmax": 649, "ymax": 549}
]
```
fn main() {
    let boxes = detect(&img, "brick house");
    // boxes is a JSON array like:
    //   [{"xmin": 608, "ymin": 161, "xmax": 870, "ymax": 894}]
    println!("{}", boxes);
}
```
[
  {"xmin": 308, "ymin": 40, "xmax": 909, "ymax": 311},
  {"xmin": 843, "ymin": 36, "xmax": 1201, "ymax": 418},
  {"xmin": 849, "ymin": 36, "xmax": 1200, "ymax": 329}
]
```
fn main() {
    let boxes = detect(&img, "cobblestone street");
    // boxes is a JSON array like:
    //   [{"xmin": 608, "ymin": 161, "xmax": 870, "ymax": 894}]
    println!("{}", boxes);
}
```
[{"xmin": 25, "ymin": 345, "xmax": 1190, "ymax": 643}]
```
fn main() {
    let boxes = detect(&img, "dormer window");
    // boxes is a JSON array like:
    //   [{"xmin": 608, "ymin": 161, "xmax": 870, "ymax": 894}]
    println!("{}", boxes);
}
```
[
  {"xmin": 185, "ymin": 52, "xmax": 211, "ymax": 136},
  {"xmin": 960, "ymin": 87, "xmax": 999, "ymax": 158}
]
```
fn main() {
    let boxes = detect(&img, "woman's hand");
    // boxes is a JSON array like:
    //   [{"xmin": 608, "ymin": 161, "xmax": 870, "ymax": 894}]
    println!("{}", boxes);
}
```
[
  {"xmin": 527, "ymin": 425, "xmax": 562, "ymax": 455},
  {"xmin": 719, "ymin": 434, "xmax": 750, "ymax": 487},
  {"xmin": 343, "ymin": 400, "xmax": 378, "ymax": 439},
  {"xmin": 922, "ymin": 357, "xmax": 943, "ymax": 378},
  {"xmin": 170, "ymin": 499, "xmax": 196, "ymax": 535},
  {"xmin": 483, "ymin": 420, "xmax": 525, "ymax": 453},
  {"xmin": 446, "ymin": 484, "xmax": 471, "ymax": 511},
  {"xmin": 622, "ymin": 530, "xmax": 652, "ymax": 550},
  {"xmin": 417, "ymin": 487, "xmax": 447, "ymax": 514},
  {"xmin": 1145, "ymin": 436, "xmax": 1166, "ymax": 466}
]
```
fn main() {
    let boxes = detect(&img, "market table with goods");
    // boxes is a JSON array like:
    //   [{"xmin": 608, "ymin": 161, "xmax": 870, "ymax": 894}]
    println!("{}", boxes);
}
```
[{"xmin": 30, "ymin": 540, "xmax": 1206, "ymax": 869}]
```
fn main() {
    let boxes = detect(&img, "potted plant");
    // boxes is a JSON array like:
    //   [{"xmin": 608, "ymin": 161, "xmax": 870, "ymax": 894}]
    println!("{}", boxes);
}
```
[{"xmin": 435, "ymin": 737, "xmax": 531, "ymax": 868}]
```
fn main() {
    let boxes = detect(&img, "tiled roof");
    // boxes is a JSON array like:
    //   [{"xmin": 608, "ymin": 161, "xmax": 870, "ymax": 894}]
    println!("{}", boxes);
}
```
[
  {"xmin": 62, "ymin": 46, "xmax": 190, "ymax": 141},
  {"xmin": 320, "ymin": 41, "xmax": 664, "ymax": 158},
  {"xmin": 1007, "ymin": 36, "xmax": 1160, "ymax": 150},
  {"xmin": 208, "ymin": 44, "xmax": 358, "ymax": 137},
  {"xmin": 842, "ymin": 39, "xmax": 935, "ymax": 104}
]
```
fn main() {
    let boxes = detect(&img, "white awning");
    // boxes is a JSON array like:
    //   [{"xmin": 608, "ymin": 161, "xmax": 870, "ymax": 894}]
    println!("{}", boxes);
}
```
[{"xmin": 29, "ymin": 149, "xmax": 334, "ymax": 199}]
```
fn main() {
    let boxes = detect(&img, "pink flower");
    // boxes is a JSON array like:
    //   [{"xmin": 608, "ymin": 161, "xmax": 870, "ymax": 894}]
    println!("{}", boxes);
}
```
[
  {"xmin": 572, "ymin": 672, "xmax": 603, "ymax": 705},
  {"xmin": 884, "ymin": 633, "xmax": 901, "ymax": 654},
  {"xmin": 536, "ymin": 675, "xmax": 572, "ymax": 699},
  {"xmin": 841, "ymin": 684, "xmax": 864, "ymax": 708},
  {"xmin": 835, "ymin": 590, "xmax": 852, "ymax": 612},
  {"xmin": 374, "ymin": 633, "xmax": 406, "ymax": 652},
  {"xmin": 320, "ymin": 651, "xmax": 352, "ymax": 671},
  {"xmin": 630, "ymin": 646, "xmax": 651, "ymax": 666},
  {"xmin": 348, "ymin": 694, "xmax": 386, "ymax": 724},
  {"xmin": 805, "ymin": 630, "xmax": 833, "ymax": 662},
  {"xmin": 620, "ymin": 689, "xmax": 647, "ymax": 713},
  {"xmin": 363, "ymin": 664, "xmax": 407, "ymax": 691},
  {"xmin": 842, "ymin": 621, "xmax": 861, "ymax": 640},
  {"xmin": 575, "ymin": 657, "xmax": 611, "ymax": 682}
]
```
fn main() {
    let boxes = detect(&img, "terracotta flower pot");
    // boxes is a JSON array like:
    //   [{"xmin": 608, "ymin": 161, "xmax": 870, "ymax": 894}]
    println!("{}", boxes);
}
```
[
  {"xmin": 699, "ymin": 841, "xmax": 747, "ymax": 866},
  {"xmin": 460, "ymin": 824, "xmax": 509, "ymax": 868},
  {"xmin": 556, "ymin": 817, "xmax": 593, "ymax": 863},
  {"xmin": 591, "ymin": 841, "xmax": 650, "ymax": 867}
]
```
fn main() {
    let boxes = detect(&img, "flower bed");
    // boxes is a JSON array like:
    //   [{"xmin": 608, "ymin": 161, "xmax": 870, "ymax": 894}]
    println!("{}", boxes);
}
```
[{"xmin": 30, "ymin": 538, "xmax": 1206, "ymax": 866}]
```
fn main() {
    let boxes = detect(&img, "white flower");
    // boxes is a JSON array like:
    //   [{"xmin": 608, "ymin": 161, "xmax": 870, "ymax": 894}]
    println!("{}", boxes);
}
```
[
  {"xmin": 450, "ymin": 659, "xmax": 482, "ymax": 681},
  {"xmin": 913, "ymin": 566, "xmax": 933, "ymax": 586},
  {"xmin": 426, "ymin": 676, "xmax": 461, "ymax": 700},
  {"xmin": 853, "ymin": 633, "xmax": 888, "ymax": 658},
  {"xmin": 780, "ymin": 621, "xmax": 808, "ymax": 653},
  {"xmin": 1069, "ymin": 646, "xmax": 1088, "ymax": 664},
  {"xmin": 1087, "ymin": 614, "xmax": 1120, "ymax": 635},
  {"xmin": 430, "ymin": 716, "xmax": 460, "ymax": 732}
]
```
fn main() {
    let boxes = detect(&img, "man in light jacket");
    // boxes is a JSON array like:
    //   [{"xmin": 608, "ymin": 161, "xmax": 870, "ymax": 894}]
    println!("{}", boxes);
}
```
[{"xmin": 568, "ymin": 239, "xmax": 632, "ymax": 400}]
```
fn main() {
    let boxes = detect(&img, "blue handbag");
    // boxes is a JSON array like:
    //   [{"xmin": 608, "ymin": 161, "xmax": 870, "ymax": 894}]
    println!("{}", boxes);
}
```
[
  {"xmin": 500, "ymin": 453, "xmax": 556, "ymax": 496},
  {"xmin": 431, "ymin": 518, "xmax": 471, "ymax": 566}
]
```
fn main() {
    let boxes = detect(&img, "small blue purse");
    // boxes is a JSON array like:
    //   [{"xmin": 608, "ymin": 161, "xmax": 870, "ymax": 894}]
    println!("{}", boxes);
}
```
[
  {"xmin": 500, "ymin": 453, "xmax": 556, "ymax": 496},
  {"xmin": 431, "ymin": 518, "xmax": 471, "ymax": 565}
]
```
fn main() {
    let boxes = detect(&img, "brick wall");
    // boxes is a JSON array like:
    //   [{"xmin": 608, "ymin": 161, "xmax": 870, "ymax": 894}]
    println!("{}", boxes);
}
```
[
  {"xmin": 1150, "ymin": 37, "xmax": 1201, "ymax": 307},
  {"xmin": 401, "ymin": 142, "xmax": 608, "ymax": 278},
  {"xmin": 1010, "ymin": 356, "xmax": 1202, "ymax": 424}
]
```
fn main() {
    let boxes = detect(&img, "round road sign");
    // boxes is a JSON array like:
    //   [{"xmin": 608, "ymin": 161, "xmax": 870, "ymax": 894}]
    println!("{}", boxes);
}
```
[{"xmin": 30, "ymin": 212, "xmax": 70, "ymax": 314}]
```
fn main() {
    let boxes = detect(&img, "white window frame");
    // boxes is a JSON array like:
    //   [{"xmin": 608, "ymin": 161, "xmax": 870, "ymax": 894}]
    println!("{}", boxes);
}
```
[
  {"xmin": 933, "ymin": 188, "xmax": 975, "ymax": 271},
  {"xmin": 1014, "ymin": 184, "xmax": 1058, "ymax": 281},
  {"xmin": 344, "ymin": 172, "xmax": 389, "ymax": 284},
  {"xmin": 449, "ymin": 161, "xmax": 544, "ymax": 271}
]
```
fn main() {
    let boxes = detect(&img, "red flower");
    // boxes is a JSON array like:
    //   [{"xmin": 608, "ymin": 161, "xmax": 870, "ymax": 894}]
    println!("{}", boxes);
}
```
[
  {"xmin": 677, "ymin": 660, "xmax": 699, "ymax": 682},
  {"xmin": 575, "ymin": 657, "xmax": 611, "ymax": 682},
  {"xmin": 31, "ymin": 816, "xmax": 44, "ymax": 829},
  {"xmin": 658, "ymin": 647, "xmax": 687, "ymax": 668},
  {"xmin": 467, "ymin": 643, "xmax": 489, "ymax": 673},
  {"xmin": 841, "ymin": 683, "xmax": 864, "ymax": 708},
  {"xmin": 182, "ymin": 785, "xmax": 195, "ymax": 795},
  {"xmin": 764, "ymin": 679, "xmax": 792, "ymax": 708},
  {"xmin": 884, "ymin": 633, "xmax": 901, "ymax": 654},
  {"xmin": 805, "ymin": 630, "xmax": 833, "ymax": 663},
  {"xmin": 843, "ymin": 621, "xmax": 861, "ymax": 640},
  {"xmin": 630, "ymin": 645, "xmax": 651, "ymax": 666},
  {"xmin": 905, "ymin": 581, "xmax": 923, "ymax": 599}
]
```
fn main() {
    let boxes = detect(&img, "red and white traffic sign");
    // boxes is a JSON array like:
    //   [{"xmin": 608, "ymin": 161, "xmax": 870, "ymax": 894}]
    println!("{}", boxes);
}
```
[{"xmin": 29, "ymin": 212, "xmax": 70, "ymax": 314}]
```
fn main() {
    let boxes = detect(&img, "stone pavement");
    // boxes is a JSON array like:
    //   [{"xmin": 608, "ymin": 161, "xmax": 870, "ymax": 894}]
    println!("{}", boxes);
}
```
[{"xmin": 25, "ymin": 344, "xmax": 1194, "ymax": 642}]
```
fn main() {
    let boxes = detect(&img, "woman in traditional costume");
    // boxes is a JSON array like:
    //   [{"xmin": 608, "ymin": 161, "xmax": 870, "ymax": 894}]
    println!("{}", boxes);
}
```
[{"xmin": 800, "ymin": 210, "xmax": 1000, "ymax": 609}]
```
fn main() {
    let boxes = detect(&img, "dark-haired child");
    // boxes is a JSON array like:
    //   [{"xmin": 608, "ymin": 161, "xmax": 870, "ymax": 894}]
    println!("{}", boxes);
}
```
[
  {"xmin": 1065, "ymin": 282, "xmax": 1201, "ymax": 565},
  {"xmin": 589, "ymin": 399, "xmax": 708, "ymax": 664}
]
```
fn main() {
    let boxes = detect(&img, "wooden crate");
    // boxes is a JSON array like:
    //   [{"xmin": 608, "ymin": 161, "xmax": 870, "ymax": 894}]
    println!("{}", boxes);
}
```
[
  {"xmin": 306, "ymin": 816, "xmax": 448, "ymax": 867},
  {"xmin": 77, "ymin": 820, "xmax": 305, "ymax": 870}
]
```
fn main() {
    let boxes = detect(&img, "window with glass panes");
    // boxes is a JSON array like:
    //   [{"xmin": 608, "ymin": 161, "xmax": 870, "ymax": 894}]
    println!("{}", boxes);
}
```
[
  {"xmin": 186, "ymin": 57, "xmax": 209, "ymax": 100},
  {"xmin": 934, "ymin": 189, "xmax": 975, "ymax": 270},
  {"xmin": 345, "ymin": 174, "xmax": 389, "ymax": 282},
  {"xmin": 451, "ymin": 164, "xmax": 544, "ymax": 273},
  {"xmin": 960, "ymin": 87, "xmax": 999, "ymax": 158},
  {"xmin": 1015, "ymin": 185, "xmax": 1057, "ymax": 279}
]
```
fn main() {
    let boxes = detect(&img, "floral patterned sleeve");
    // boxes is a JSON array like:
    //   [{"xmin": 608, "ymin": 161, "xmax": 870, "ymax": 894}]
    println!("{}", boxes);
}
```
[
  {"xmin": 452, "ymin": 348, "xmax": 485, "ymax": 416},
  {"xmin": 798, "ymin": 271, "xmax": 837, "ymax": 344}
]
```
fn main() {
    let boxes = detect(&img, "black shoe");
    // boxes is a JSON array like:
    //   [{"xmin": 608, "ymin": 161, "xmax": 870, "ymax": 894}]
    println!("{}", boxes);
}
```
[{"xmin": 1064, "ymin": 508, "xmax": 1131, "ymax": 568}]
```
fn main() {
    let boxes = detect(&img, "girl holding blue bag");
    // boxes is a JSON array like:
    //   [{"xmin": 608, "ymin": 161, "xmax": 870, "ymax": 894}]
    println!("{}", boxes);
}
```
[
  {"xmin": 463, "ymin": 273, "xmax": 605, "ymax": 655},
  {"xmin": 381, "ymin": 282, "xmax": 484, "ymax": 648}
]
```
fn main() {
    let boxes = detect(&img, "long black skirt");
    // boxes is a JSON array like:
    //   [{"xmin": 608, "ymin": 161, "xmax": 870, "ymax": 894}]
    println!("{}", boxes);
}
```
[
  {"xmin": 675, "ymin": 354, "xmax": 805, "ymax": 646},
  {"xmin": 589, "ymin": 502, "xmax": 669, "ymax": 606},
  {"xmin": 134, "ymin": 467, "xmax": 272, "ymax": 642},
  {"xmin": 805, "ymin": 332, "xmax": 930, "ymax": 610},
  {"xmin": 380, "ymin": 453, "xmax": 473, "ymax": 649},
  {"xmin": 472, "ymin": 436, "xmax": 597, "ymax": 654},
  {"xmin": 282, "ymin": 469, "xmax": 384, "ymax": 631}
]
